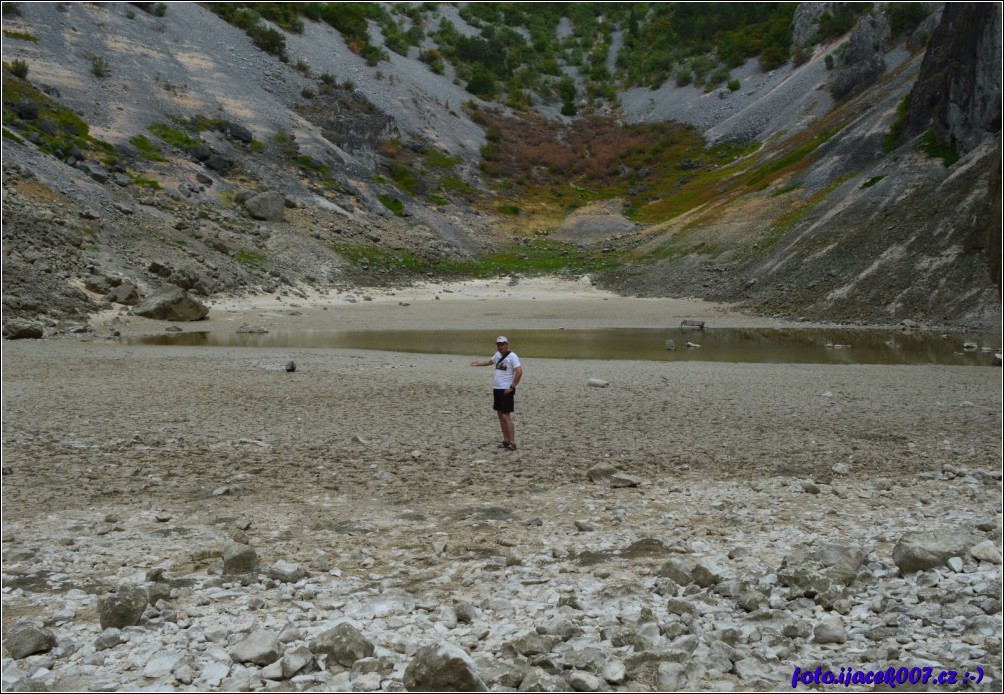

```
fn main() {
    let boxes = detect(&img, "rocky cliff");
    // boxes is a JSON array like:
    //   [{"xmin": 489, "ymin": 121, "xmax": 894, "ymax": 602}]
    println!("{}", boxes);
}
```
[{"xmin": 1, "ymin": 2, "xmax": 1001, "ymax": 334}]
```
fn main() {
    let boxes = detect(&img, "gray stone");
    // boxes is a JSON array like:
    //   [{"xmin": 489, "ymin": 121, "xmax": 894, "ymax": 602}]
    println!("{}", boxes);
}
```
[
  {"xmin": 970, "ymin": 540, "xmax": 1002, "ymax": 564},
  {"xmin": 133, "ymin": 285, "xmax": 209, "ymax": 321},
  {"xmin": 230, "ymin": 630, "xmax": 281, "ymax": 666},
  {"xmin": 609, "ymin": 472, "xmax": 643, "ymax": 488},
  {"xmin": 98, "ymin": 585, "xmax": 148, "ymax": 629},
  {"xmin": 813, "ymin": 619, "xmax": 848, "ymax": 644},
  {"xmin": 403, "ymin": 641, "xmax": 487, "ymax": 692},
  {"xmin": 517, "ymin": 667, "xmax": 565, "ymax": 692},
  {"xmin": 586, "ymin": 463, "xmax": 616, "ymax": 483},
  {"xmin": 266, "ymin": 560, "xmax": 306, "ymax": 582},
  {"xmin": 586, "ymin": 378, "xmax": 609, "ymax": 388},
  {"xmin": 94, "ymin": 628, "xmax": 124, "ymax": 651},
  {"xmin": 222, "ymin": 543, "xmax": 258, "ymax": 576},
  {"xmin": 3, "ymin": 320, "xmax": 44, "ymax": 340},
  {"xmin": 244, "ymin": 191, "xmax": 286, "ymax": 221},
  {"xmin": 666, "ymin": 597, "xmax": 698, "ymax": 616},
  {"xmin": 281, "ymin": 646, "xmax": 314, "ymax": 678},
  {"xmin": 657, "ymin": 661, "xmax": 706, "ymax": 691},
  {"xmin": 5, "ymin": 624, "xmax": 56, "ymax": 659},
  {"xmin": 601, "ymin": 659, "xmax": 627, "ymax": 684},
  {"xmin": 106, "ymin": 281, "xmax": 140, "ymax": 306},
  {"xmin": 569, "ymin": 670, "xmax": 602, "ymax": 692},
  {"xmin": 893, "ymin": 530, "xmax": 980, "ymax": 573},
  {"xmin": 143, "ymin": 652, "xmax": 181, "ymax": 678},
  {"xmin": 310, "ymin": 622, "xmax": 374, "ymax": 667}
]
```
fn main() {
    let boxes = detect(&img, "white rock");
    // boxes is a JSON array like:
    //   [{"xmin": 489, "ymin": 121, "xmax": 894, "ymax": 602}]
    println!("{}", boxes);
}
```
[
  {"xmin": 970, "ymin": 540, "xmax": 1002, "ymax": 564},
  {"xmin": 587, "ymin": 377, "xmax": 609, "ymax": 387},
  {"xmin": 947, "ymin": 556, "xmax": 965, "ymax": 572}
]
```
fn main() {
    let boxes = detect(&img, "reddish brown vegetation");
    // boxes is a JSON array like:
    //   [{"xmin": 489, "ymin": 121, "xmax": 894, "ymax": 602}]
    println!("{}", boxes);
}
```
[{"xmin": 476, "ymin": 110, "xmax": 693, "ymax": 186}]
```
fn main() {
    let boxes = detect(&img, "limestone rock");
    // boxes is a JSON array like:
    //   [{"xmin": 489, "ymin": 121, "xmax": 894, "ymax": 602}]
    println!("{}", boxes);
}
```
[
  {"xmin": 403, "ymin": 641, "xmax": 487, "ymax": 692},
  {"xmin": 310, "ymin": 622, "xmax": 375, "ymax": 667},
  {"xmin": 970, "ymin": 540, "xmax": 1002, "ymax": 564},
  {"xmin": 586, "ymin": 463, "xmax": 616, "ymax": 483},
  {"xmin": 892, "ymin": 530, "xmax": 980, "ymax": 573},
  {"xmin": 244, "ymin": 191, "xmax": 286, "ymax": 221},
  {"xmin": 222, "ymin": 543, "xmax": 258, "ymax": 576},
  {"xmin": 230, "ymin": 630, "xmax": 281, "ymax": 665},
  {"xmin": 3, "ymin": 320, "xmax": 44, "ymax": 340},
  {"xmin": 133, "ymin": 285, "xmax": 209, "ymax": 321},
  {"xmin": 98, "ymin": 585, "xmax": 148, "ymax": 629},
  {"xmin": 266, "ymin": 560, "xmax": 306, "ymax": 582},
  {"xmin": 813, "ymin": 618, "xmax": 848, "ymax": 644},
  {"xmin": 4, "ymin": 624, "xmax": 56, "ymax": 659}
]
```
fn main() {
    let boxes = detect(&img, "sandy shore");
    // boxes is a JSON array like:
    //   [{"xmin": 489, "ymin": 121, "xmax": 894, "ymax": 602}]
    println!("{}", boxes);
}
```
[{"xmin": 2, "ymin": 279, "xmax": 1001, "ymax": 691}]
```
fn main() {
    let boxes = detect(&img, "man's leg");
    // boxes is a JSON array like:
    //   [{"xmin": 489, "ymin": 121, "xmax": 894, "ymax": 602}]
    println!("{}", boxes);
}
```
[
  {"xmin": 499, "ymin": 412, "xmax": 515, "ymax": 447},
  {"xmin": 497, "ymin": 410, "xmax": 509, "ymax": 444}
]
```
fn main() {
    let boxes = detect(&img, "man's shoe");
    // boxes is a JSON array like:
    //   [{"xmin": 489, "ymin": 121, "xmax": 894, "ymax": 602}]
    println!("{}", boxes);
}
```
[{"xmin": 505, "ymin": 443, "xmax": 517, "ymax": 451}]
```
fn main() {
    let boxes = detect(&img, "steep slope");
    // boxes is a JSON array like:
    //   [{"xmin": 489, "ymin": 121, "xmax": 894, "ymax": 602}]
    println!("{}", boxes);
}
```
[{"xmin": 1, "ymin": 2, "xmax": 1001, "ymax": 333}]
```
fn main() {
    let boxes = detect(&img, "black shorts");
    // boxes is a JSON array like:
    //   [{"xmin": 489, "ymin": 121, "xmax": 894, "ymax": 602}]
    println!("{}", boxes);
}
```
[{"xmin": 493, "ymin": 389, "xmax": 515, "ymax": 413}]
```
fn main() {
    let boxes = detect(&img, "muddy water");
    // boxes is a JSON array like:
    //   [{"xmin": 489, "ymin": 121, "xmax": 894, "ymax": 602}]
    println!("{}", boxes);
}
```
[{"xmin": 128, "ymin": 327, "xmax": 1001, "ymax": 366}]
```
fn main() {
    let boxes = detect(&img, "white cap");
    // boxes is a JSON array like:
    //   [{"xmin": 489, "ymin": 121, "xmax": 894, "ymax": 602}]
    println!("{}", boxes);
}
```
[{"xmin": 496, "ymin": 336, "xmax": 508, "ymax": 343}]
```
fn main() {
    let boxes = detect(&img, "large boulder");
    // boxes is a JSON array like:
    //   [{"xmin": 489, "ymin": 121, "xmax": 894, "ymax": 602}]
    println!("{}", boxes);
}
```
[
  {"xmin": 403, "ymin": 641, "xmax": 487, "ymax": 692},
  {"xmin": 892, "ymin": 530, "xmax": 981, "ymax": 573},
  {"xmin": 310, "ymin": 622, "xmax": 374, "ymax": 667},
  {"xmin": 98, "ymin": 585, "xmax": 148, "ymax": 629},
  {"xmin": 244, "ymin": 191, "xmax": 286, "ymax": 221},
  {"xmin": 3, "ymin": 319, "xmax": 44, "ymax": 340},
  {"xmin": 132, "ymin": 285, "xmax": 208, "ymax": 321},
  {"xmin": 106, "ymin": 281, "xmax": 140, "ymax": 306},
  {"xmin": 5, "ymin": 624, "xmax": 56, "ymax": 659}
]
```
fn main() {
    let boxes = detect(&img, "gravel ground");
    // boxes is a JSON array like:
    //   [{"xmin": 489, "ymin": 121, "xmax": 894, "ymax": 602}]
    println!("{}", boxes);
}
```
[{"xmin": 2, "ymin": 286, "xmax": 1001, "ymax": 691}]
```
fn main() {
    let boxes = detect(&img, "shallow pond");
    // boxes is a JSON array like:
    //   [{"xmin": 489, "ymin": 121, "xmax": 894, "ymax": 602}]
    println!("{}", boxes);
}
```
[{"xmin": 128, "ymin": 327, "xmax": 1001, "ymax": 366}]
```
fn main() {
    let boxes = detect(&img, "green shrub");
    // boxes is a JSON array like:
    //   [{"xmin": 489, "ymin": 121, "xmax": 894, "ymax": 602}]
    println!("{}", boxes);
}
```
[
  {"xmin": 3, "ymin": 30, "xmax": 37, "ymax": 43},
  {"xmin": 9, "ymin": 58, "xmax": 28, "ymax": 78},
  {"xmin": 378, "ymin": 194, "xmax": 405, "ymax": 216},
  {"xmin": 234, "ymin": 249, "xmax": 267, "ymax": 267},
  {"xmin": 301, "ymin": 87, "xmax": 315, "ymax": 99},
  {"xmin": 917, "ymin": 131, "xmax": 959, "ymax": 167},
  {"xmin": 497, "ymin": 203, "xmax": 521, "ymax": 215},
  {"xmin": 560, "ymin": 101, "xmax": 577, "ymax": 117},
  {"xmin": 129, "ymin": 134, "xmax": 167, "ymax": 161},
  {"xmin": 860, "ymin": 175, "xmax": 884, "ymax": 189},
  {"xmin": 91, "ymin": 56, "xmax": 110, "ymax": 78},
  {"xmin": 727, "ymin": 78, "xmax": 740, "ymax": 92},
  {"xmin": 2, "ymin": 3, "xmax": 20, "ymax": 17}
]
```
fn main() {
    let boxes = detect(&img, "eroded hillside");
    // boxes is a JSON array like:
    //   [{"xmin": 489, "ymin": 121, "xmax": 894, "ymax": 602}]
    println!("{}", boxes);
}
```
[{"xmin": 2, "ymin": 2, "xmax": 1000, "ymax": 333}]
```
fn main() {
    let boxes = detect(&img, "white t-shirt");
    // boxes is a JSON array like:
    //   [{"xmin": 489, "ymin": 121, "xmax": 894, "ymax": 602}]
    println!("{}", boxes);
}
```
[{"xmin": 491, "ymin": 351, "xmax": 521, "ymax": 389}]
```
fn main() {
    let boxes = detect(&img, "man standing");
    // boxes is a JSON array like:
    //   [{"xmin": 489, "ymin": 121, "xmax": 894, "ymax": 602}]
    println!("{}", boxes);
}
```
[{"xmin": 470, "ymin": 336, "xmax": 523, "ymax": 450}]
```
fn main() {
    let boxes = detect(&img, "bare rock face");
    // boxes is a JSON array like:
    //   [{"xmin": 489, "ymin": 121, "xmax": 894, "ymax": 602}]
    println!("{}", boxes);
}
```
[
  {"xmin": 830, "ymin": 13, "xmax": 890, "ymax": 100},
  {"xmin": 132, "ymin": 286, "xmax": 208, "ymax": 321},
  {"xmin": 403, "ymin": 641, "xmax": 487, "ymax": 692},
  {"xmin": 900, "ymin": 3, "xmax": 1003, "ymax": 154}
]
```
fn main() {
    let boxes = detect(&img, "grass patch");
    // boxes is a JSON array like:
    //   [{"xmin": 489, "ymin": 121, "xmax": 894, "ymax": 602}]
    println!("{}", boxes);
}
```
[
  {"xmin": 129, "ymin": 134, "xmax": 167, "ymax": 161},
  {"xmin": 771, "ymin": 182, "xmax": 801, "ymax": 197},
  {"xmin": 436, "ymin": 240, "xmax": 623, "ymax": 278},
  {"xmin": 3, "ymin": 126, "xmax": 25, "ymax": 144},
  {"xmin": 2, "ymin": 74, "xmax": 118, "ymax": 163},
  {"xmin": 860, "ymin": 175, "xmax": 884, "ymax": 189},
  {"xmin": 330, "ymin": 242, "xmax": 431, "ymax": 273},
  {"xmin": 422, "ymin": 149, "xmax": 460, "ymax": 169},
  {"xmin": 917, "ymin": 130, "xmax": 959, "ymax": 167},
  {"xmin": 130, "ymin": 174, "xmax": 161, "ymax": 190},
  {"xmin": 148, "ymin": 121, "xmax": 200, "ymax": 150},
  {"xmin": 3, "ymin": 30, "xmax": 37, "ymax": 42},
  {"xmin": 234, "ymin": 250, "xmax": 267, "ymax": 268},
  {"xmin": 440, "ymin": 176, "xmax": 475, "ymax": 194},
  {"xmin": 427, "ymin": 194, "xmax": 449, "ymax": 206},
  {"xmin": 496, "ymin": 203, "xmax": 521, "ymax": 215},
  {"xmin": 882, "ymin": 97, "xmax": 909, "ymax": 152},
  {"xmin": 744, "ymin": 128, "xmax": 839, "ymax": 186},
  {"xmin": 378, "ymin": 194, "xmax": 405, "ymax": 216}
]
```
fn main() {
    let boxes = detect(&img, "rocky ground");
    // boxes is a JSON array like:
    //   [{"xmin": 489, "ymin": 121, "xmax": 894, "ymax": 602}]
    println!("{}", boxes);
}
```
[{"xmin": 2, "ymin": 284, "xmax": 1001, "ymax": 692}]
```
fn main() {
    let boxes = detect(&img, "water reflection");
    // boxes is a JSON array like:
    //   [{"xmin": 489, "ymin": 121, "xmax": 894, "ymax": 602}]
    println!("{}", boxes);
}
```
[{"xmin": 127, "ymin": 328, "xmax": 1001, "ymax": 366}]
